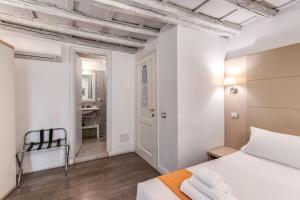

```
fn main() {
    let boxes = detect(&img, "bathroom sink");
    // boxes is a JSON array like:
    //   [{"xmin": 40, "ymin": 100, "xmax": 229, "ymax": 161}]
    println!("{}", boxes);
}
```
[{"xmin": 82, "ymin": 107, "xmax": 100, "ymax": 115}]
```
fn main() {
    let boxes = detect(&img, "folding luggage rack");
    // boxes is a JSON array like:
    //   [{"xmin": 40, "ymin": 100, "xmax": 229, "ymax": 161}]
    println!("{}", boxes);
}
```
[{"xmin": 16, "ymin": 128, "xmax": 70, "ymax": 187}]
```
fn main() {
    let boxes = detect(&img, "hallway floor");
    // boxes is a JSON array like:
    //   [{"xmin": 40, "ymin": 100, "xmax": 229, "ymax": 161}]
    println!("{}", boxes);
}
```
[
  {"xmin": 74, "ymin": 138, "xmax": 108, "ymax": 163},
  {"xmin": 7, "ymin": 153, "xmax": 160, "ymax": 200}
]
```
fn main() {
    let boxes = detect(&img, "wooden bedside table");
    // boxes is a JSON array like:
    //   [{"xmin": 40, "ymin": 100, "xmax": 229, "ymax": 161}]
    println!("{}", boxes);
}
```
[{"xmin": 207, "ymin": 146, "xmax": 238, "ymax": 160}]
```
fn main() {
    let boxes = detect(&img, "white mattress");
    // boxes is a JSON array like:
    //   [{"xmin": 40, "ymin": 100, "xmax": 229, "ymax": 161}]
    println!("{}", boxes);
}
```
[{"xmin": 137, "ymin": 152, "xmax": 300, "ymax": 200}]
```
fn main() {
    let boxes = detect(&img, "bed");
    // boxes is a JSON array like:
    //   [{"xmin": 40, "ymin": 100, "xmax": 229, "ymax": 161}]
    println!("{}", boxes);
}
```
[{"xmin": 137, "ymin": 151, "xmax": 300, "ymax": 200}]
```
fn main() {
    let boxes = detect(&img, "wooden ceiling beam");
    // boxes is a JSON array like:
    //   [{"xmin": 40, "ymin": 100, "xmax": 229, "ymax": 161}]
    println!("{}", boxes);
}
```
[
  {"xmin": 93, "ymin": 0, "xmax": 241, "ymax": 37},
  {"xmin": 223, "ymin": 0, "xmax": 277, "ymax": 18},
  {"xmin": 0, "ymin": 0, "xmax": 159, "ymax": 37},
  {"xmin": 0, "ymin": 12, "xmax": 145, "ymax": 48},
  {"xmin": 0, "ymin": 21, "xmax": 137, "ymax": 54}
]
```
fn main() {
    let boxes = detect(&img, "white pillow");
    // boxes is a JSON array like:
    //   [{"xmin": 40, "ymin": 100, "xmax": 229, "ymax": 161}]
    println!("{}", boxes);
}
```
[{"xmin": 241, "ymin": 127, "xmax": 300, "ymax": 170}]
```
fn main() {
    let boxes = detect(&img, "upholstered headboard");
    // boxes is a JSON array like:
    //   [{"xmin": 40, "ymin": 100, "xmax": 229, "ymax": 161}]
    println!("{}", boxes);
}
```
[{"xmin": 225, "ymin": 43, "xmax": 300, "ymax": 149}]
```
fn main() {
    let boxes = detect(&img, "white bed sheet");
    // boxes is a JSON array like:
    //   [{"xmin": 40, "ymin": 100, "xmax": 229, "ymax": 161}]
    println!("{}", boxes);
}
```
[{"xmin": 137, "ymin": 151, "xmax": 300, "ymax": 200}]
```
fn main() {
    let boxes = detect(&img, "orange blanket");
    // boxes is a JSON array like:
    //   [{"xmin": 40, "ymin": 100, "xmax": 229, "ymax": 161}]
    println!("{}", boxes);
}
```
[{"xmin": 158, "ymin": 169, "xmax": 193, "ymax": 200}]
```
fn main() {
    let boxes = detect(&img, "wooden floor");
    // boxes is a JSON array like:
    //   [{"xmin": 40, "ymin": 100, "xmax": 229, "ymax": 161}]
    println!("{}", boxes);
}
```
[{"xmin": 6, "ymin": 153, "xmax": 160, "ymax": 200}]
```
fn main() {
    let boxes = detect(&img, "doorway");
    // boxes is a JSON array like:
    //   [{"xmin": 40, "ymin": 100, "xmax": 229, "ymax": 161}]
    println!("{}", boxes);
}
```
[
  {"xmin": 135, "ymin": 50, "xmax": 158, "ymax": 168},
  {"xmin": 72, "ymin": 50, "xmax": 111, "ymax": 163}
]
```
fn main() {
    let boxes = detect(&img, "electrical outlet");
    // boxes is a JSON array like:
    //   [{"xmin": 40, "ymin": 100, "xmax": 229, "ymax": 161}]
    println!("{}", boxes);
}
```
[{"xmin": 120, "ymin": 133, "xmax": 129, "ymax": 142}]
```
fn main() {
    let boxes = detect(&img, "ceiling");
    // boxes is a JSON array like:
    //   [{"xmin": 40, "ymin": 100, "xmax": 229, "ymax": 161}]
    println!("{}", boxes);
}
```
[
  {"xmin": 168, "ymin": 0, "xmax": 294, "ymax": 24},
  {"xmin": 0, "ymin": 0, "xmax": 297, "ymax": 53}
]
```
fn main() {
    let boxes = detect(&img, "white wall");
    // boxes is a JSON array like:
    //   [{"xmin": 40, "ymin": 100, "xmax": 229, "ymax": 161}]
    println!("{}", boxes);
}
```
[
  {"xmin": 177, "ymin": 26, "xmax": 226, "ymax": 168},
  {"xmin": 142, "ymin": 4, "xmax": 300, "ymax": 172},
  {"xmin": 0, "ymin": 30, "xmax": 135, "ymax": 173},
  {"xmin": 138, "ymin": 26, "xmax": 226, "ymax": 173},
  {"xmin": 156, "ymin": 27, "xmax": 179, "ymax": 172},
  {"xmin": 136, "ymin": 27, "xmax": 180, "ymax": 173},
  {"xmin": 151, "ymin": 3, "xmax": 300, "ymax": 171},
  {"xmin": 0, "ymin": 30, "xmax": 61, "ymax": 56},
  {"xmin": 110, "ymin": 51, "xmax": 135, "ymax": 156},
  {"xmin": 15, "ymin": 55, "xmax": 69, "ymax": 173},
  {"xmin": 227, "ymin": 1, "xmax": 300, "ymax": 58},
  {"xmin": 0, "ymin": 42, "xmax": 15, "ymax": 199}
]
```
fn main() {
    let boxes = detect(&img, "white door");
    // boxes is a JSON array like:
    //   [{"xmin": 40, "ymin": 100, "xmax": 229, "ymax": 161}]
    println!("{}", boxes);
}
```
[
  {"xmin": 0, "ymin": 41, "xmax": 15, "ymax": 198},
  {"xmin": 75, "ymin": 55, "xmax": 82, "ymax": 155},
  {"xmin": 136, "ymin": 51, "xmax": 157, "ymax": 168}
]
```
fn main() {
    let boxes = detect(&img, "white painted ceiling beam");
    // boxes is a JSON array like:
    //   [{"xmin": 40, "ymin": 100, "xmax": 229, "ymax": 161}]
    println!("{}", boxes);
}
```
[
  {"xmin": 0, "ymin": 12, "xmax": 145, "ymax": 48},
  {"xmin": 65, "ymin": 0, "xmax": 75, "ymax": 10},
  {"xmin": 223, "ymin": 0, "xmax": 277, "ymax": 18},
  {"xmin": 0, "ymin": 0, "xmax": 159, "ymax": 37},
  {"xmin": 0, "ymin": 21, "xmax": 137, "ymax": 53},
  {"xmin": 93, "ymin": 0, "xmax": 241, "ymax": 37},
  {"xmin": 123, "ymin": 0, "xmax": 241, "ymax": 32},
  {"xmin": 103, "ymin": 10, "xmax": 115, "ymax": 33}
]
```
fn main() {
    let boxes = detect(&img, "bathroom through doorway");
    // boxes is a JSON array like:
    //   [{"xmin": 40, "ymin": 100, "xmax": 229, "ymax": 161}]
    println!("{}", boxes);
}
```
[{"xmin": 74, "ymin": 53, "xmax": 108, "ymax": 163}]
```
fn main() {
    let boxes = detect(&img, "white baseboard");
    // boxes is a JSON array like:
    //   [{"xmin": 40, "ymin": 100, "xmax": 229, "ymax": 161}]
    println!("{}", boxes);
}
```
[
  {"xmin": 157, "ymin": 164, "xmax": 170, "ymax": 174},
  {"xmin": 0, "ymin": 185, "xmax": 16, "ymax": 200},
  {"xmin": 109, "ymin": 149, "xmax": 134, "ymax": 157},
  {"xmin": 74, "ymin": 153, "xmax": 108, "ymax": 164},
  {"xmin": 23, "ymin": 162, "xmax": 63, "ymax": 174},
  {"xmin": 134, "ymin": 149, "xmax": 170, "ymax": 174},
  {"xmin": 69, "ymin": 158, "xmax": 74, "ymax": 165},
  {"xmin": 22, "ymin": 149, "xmax": 135, "ymax": 173},
  {"xmin": 22, "ymin": 150, "xmax": 134, "ymax": 174},
  {"xmin": 22, "ymin": 158, "xmax": 75, "ymax": 174}
]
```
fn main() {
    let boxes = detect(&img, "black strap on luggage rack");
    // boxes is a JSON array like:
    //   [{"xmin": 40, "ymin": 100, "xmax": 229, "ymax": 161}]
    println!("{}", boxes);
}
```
[
  {"xmin": 47, "ymin": 129, "xmax": 53, "ymax": 148},
  {"xmin": 16, "ymin": 128, "xmax": 70, "ymax": 187}
]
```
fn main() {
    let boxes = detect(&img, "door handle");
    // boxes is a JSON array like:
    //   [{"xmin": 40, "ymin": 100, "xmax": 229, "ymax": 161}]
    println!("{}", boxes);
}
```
[{"xmin": 148, "ymin": 108, "xmax": 155, "ymax": 112}]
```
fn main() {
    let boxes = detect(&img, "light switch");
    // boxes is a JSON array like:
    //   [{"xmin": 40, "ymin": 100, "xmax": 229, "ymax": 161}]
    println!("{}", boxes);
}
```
[
  {"xmin": 161, "ymin": 112, "xmax": 167, "ymax": 118},
  {"xmin": 231, "ymin": 112, "xmax": 239, "ymax": 119}
]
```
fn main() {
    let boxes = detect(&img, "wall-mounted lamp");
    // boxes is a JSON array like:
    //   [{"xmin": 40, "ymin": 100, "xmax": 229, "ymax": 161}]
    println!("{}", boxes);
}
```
[{"xmin": 224, "ymin": 77, "xmax": 238, "ymax": 94}]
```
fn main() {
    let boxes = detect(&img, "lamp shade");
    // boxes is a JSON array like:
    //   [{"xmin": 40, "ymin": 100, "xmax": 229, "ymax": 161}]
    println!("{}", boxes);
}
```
[{"xmin": 224, "ymin": 77, "xmax": 237, "ymax": 86}]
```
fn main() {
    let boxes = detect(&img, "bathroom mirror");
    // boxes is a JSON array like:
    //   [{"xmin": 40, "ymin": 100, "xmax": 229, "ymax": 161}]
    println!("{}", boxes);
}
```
[{"xmin": 82, "ymin": 72, "xmax": 96, "ymax": 102}]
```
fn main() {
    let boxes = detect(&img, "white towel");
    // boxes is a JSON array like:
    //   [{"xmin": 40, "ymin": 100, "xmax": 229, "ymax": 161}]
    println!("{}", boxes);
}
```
[
  {"xmin": 180, "ymin": 179, "xmax": 212, "ymax": 200},
  {"xmin": 194, "ymin": 167, "xmax": 224, "ymax": 188},
  {"xmin": 189, "ymin": 176, "xmax": 232, "ymax": 200}
]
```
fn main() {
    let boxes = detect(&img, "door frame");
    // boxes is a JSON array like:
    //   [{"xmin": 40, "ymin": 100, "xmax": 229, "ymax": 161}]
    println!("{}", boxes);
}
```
[
  {"xmin": 68, "ymin": 45, "xmax": 112, "ymax": 161},
  {"xmin": 135, "ymin": 48, "xmax": 158, "ymax": 168}
]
